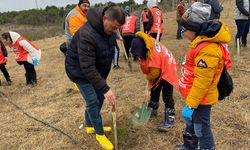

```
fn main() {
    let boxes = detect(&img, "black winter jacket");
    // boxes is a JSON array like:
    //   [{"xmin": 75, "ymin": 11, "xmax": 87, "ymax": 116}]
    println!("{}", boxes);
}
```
[
  {"xmin": 65, "ymin": 7, "xmax": 116, "ymax": 94},
  {"xmin": 204, "ymin": 0, "xmax": 223, "ymax": 19}
]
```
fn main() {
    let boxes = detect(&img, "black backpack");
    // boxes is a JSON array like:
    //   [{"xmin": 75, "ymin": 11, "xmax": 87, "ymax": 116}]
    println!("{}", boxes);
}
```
[{"xmin": 217, "ymin": 67, "xmax": 233, "ymax": 100}]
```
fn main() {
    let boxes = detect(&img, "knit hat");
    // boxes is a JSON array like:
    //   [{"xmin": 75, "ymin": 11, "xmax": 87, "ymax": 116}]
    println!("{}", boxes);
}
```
[
  {"xmin": 180, "ymin": 2, "xmax": 211, "ymax": 32},
  {"xmin": 147, "ymin": 0, "xmax": 157, "ymax": 9},
  {"xmin": 131, "ymin": 37, "xmax": 147, "ymax": 58},
  {"xmin": 78, "ymin": 0, "xmax": 90, "ymax": 5}
]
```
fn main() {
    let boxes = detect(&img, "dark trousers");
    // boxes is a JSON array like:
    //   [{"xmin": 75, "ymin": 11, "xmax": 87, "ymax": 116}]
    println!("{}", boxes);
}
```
[
  {"xmin": 150, "ymin": 33, "xmax": 162, "ymax": 41},
  {"xmin": 123, "ymin": 36, "xmax": 134, "ymax": 58},
  {"xmin": 114, "ymin": 40, "xmax": 120, "ymax": 66},
  {"xmin": 18, "ymin": 61, "xmax": 36, "ymax": 74},
  {"xmin": 77, "ymin": 83, "xmax": 105, "ymax": 135},
  {"xmin": 235, "ymin": 20, "xmax": 250, "ymax": 45},
  {"xmin": 143, "ymin": 22, "xmax": 148, "ymax": 33},
  {"xmin": 185, "ymin": 105, "xmax": 215, "ymax": 149},
  {"xmin": 177, "ymin": 19, "xmax": 183, "ymax": 39},
  {"xmin": 148, "ymin": 79, "xmax": 175, "ymax": 110},
  {"xmin": 0, "ymin": 64, "xmax": 10, "ymax": 81}
]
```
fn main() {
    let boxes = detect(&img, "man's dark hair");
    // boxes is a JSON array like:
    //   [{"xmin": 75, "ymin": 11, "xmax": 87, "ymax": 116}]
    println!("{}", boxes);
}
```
[
  {"xmin": 1, "ymin": 32, "xmax": 12, "ymax": 43},
  {"xmin": 104, "ymin": 6, "xmax": 126, "ymax": 25}
]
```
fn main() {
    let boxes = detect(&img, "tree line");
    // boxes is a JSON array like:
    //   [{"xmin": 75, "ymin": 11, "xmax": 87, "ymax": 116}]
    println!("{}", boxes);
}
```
[{"xmin": 0, "ymin": 0, "xmax": 148, "ymax": 26}]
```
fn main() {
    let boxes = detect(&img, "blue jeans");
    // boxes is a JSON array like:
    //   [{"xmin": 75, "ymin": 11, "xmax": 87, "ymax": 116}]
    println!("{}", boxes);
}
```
[
  {"xmin": 185, "ymin": 105, "xmax": 215, "ymax": 149},
  {"xmin": 77, "ymin": 83, "xmax": 105, "ymax": 135},
  {"xmin": 235, "ymin": 20, "xmax": 250, "ymax": 45}
]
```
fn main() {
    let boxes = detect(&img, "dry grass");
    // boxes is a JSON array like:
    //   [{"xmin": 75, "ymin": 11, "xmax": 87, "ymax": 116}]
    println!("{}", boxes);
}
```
[{"xmin": 0, "ymin": 0, "xmax": 249, "ymax": 149}]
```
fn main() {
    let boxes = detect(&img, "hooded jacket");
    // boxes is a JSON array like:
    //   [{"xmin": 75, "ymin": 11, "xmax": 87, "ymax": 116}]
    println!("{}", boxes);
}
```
[
  {"xmin": 179, "ymin": 20, "xmax": 231, "ymax": 108},
  {"xmin": 65, "ymin": 7, "xmax": 116, "ymax": 94},
  {"xmin": 7, "ymin": 31, "xmax": 41, "ymax": 64},
  {"xmin": 204, "ymin": 0, "xmax": 223, "ymax": 19}
]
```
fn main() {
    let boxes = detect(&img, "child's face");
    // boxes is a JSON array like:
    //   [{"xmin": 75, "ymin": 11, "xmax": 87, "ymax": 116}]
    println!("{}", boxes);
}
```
[
  {"xmin": 183, "ymin": 30, "xmax": 196, "ymax": 41},
  {"xmin": 1, "ymin": 38, "xmax": 11, "ymax": 44}
]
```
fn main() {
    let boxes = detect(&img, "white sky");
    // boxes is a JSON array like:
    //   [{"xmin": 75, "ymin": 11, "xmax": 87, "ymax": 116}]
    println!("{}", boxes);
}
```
[{"xmin": 0, "ymin": 0, "xmax": 144, "ymax": 12}]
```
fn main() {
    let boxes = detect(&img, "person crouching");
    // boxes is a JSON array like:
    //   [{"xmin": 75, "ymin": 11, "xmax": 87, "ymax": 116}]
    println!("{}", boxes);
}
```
[
  {"xmin": 1, "ymin": 31, "xmax": 41, "ymax": 86},
  {"xmin": 131, "ymin": 31, "xmax": 179, "ymax": 131}
]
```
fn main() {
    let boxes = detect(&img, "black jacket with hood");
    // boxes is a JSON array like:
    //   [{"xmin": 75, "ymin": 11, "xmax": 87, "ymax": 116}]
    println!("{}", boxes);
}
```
[
  {"xmin": 65, "ymin": 7, "xmax": 116, "ymax": 94},
  {"xmin": 204, "ymin": 0, "xmax": 223, "ymax": 19}
]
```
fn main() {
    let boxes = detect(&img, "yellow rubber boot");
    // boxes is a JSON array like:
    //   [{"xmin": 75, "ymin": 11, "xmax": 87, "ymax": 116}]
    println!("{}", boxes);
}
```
[
  {"xmin": 86, "ymin": 127, "xmax": 112, "ymax": 134},
  {"xmin": 96, "ymin": 134, "xmax": 114, "ymax": 150},
  {"xmin": 73, "ymin": 83, "xmax": 79, "ymax": 92}
]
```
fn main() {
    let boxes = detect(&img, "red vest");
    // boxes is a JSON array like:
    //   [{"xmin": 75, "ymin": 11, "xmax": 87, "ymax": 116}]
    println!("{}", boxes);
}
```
[
  {"xmin": 141, "ymin": 11, "xmax": 149, "ymax": 22},
  {"xmin": 122, "ymin": 16, "xmax": 137, "ymax": 34},
  {"xmin": 179, "ymin": 42, "xmax": 231, "ymax": 98},
  {"xmin": 8, "ymin": 37, "xmax": 39, "ymax": 62},
  {"xmin": 0, "ymin": 47, "xmax": 7, "ymax": 64},
  {"xmin": 149, "ymin": 8, "xmax": 163, "ymax": 34},
  {"xmin": 140, "ymin": 38, "xmax": 179, "ymax": 87}
]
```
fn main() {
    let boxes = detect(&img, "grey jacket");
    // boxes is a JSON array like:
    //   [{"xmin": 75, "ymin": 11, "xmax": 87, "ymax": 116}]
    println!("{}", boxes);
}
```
[
  {"xmin": 235, "ymin": 0, "xmax": 250, "ymax": 20},
  {"xmin": 204, "ymin": 0, "xmax": 223, "ymax": 19}
]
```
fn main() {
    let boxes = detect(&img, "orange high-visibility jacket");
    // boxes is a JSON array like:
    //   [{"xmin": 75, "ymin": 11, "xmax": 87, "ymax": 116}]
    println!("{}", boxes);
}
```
[{"xmin": 65, "ymin": 5, "xmax": 87, "ymax": 41}]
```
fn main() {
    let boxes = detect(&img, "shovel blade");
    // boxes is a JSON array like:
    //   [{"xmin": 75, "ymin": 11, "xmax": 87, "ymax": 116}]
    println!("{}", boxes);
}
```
[{"xmin": 131, "ymin": 102, "xmax": 152, "ymax": 126}]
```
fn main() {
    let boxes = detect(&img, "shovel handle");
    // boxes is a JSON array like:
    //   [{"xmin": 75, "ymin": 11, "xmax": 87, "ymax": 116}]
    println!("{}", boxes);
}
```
[{"xmin": 112, "ymin": 104, "xmax": 116, "ymax": 112}]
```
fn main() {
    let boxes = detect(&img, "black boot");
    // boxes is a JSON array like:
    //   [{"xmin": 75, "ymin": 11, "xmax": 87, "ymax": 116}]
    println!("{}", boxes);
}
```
[
  {"xmin": 5, "ymin": 76, "xmax": 12, "ymax": 86},
  {"xmin": 157, "ymin": 108, "xmax": 174, "ymax": 131},
  {"xmin": 25, "ymin": 73, "xmax": 31, "ymax": 85},
  {"xmin": 30, "ymin": 73, "xmax": 37, "ymax": 87},
  {"xmin": 7, "ymin": 79, "xmax": 12, "ymax": 86},
  {"xmin": 176, "ymin": 131, "xmax": 198, "ymax": 150}
]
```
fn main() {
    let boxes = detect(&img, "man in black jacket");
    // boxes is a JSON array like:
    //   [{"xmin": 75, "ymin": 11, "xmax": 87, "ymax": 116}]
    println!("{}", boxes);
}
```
[{"xmin": 65, "ymin": 6, "xmax": 125, "ymax": 150}]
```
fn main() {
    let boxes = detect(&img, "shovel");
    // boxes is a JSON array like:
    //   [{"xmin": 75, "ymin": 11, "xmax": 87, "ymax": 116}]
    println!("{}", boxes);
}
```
[
  {"xmin": 131, "ymin": 81, "xmax": 152, "ymax": 126},
  {"xmin": 111, "ymin": 104, "xmax": 118, "ymax": 150}
]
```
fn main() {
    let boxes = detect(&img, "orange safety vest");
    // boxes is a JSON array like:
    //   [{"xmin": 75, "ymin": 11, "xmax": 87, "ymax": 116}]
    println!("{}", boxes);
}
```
[
  {"xmin": 0, "ymin": 47, "xmax": 7, "ymax": 64},
  {"xmin": 149, "ymin": 7, "xmax": 163, "ymax": 34},
  {"xmin": 122, "ymin": 16, "xmax": 137, "ymax": 34},
  {"xmin": 8, "ymin": 37, "xmax": 39, "ymax": 62},
  {"xmin": 141, "ymin": 10, "xmax": 149, "ymax": 22},
  {"xmin": 140, "ymin": 38, "xmax": 179, "ymax": 87},
  {"xmin": 179, "ymin": 42, "xmax": 232, "ymax": 100}
]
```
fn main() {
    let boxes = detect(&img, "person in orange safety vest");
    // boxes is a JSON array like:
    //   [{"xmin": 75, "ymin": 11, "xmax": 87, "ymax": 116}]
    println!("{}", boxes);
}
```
[
  {"xmin": 145, "ymin": 0, "xmax": 164, "ymax": 41},
  {"xmin": 65, "ymin": 0, "xmax": 90, "ymax": 47},
  {"xmin": 121, "ymin": 6, "xmax": 140, "ymax": 61},
  {"xmin": 0, "ymin": 39, "xmax": 12, "ymax": 86},
  {"xmin": 131, "ymin": 31, "xmax": 179, "ymax": 131},
  {"xmin": 141, "ymin": 7, "xmax": 149, "ymax": 33},
  {"xmin": 1, "ymin": 31, "xmax": 41, "ymax": 86}
]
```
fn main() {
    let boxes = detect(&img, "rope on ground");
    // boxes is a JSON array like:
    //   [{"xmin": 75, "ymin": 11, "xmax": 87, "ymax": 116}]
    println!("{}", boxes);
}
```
[{"xmin": 0, "ymin": 91, "xmax": 79, "ymax": 145}]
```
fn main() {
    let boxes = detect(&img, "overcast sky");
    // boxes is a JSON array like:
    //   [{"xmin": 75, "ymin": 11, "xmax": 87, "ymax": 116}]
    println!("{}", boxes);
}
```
[{"xmin": 0, "ymin": 0, "xmax": 144, "ymax": 12}]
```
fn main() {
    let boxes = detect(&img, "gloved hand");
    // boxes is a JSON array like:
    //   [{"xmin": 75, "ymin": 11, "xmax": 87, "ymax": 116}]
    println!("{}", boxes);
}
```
[
  {"xmin": 32, "ymin": 59, "xmax": 40, "ymax": 65},
  {"xmin": 182, "ymin": 105, "xmax": 194, "ymax": 121}
]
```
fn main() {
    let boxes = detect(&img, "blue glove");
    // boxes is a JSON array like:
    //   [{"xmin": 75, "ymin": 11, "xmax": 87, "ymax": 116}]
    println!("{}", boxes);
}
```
[
  {"xmin": 182, "ymin": 105, "xmax": 194, "ymax": 121},
  {"xmin": 32, "ymin": 59, "xmax": 40, "ymax": 65}
]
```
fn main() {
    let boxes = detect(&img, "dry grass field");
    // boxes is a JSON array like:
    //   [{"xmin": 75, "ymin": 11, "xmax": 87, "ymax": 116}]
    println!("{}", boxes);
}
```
[{"xmin": 0, "ymin": 0, "xmax": 249, "ymax": 149}]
